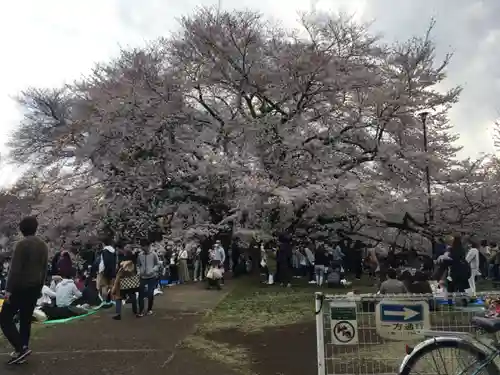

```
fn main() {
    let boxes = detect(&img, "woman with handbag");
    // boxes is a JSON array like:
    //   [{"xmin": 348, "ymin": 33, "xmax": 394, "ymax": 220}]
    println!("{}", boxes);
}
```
[{"xmin": 111, "ymin": 250, "xmax": 140, "ymax": 320}]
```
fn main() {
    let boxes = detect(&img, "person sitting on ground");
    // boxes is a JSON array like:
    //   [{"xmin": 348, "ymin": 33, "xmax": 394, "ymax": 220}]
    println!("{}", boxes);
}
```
[
  {"xmin": 39, "ymin": 274, "xmax": 87, "ymax": 320},
  {"xmin": 37, "ymin": 275, "xmax": 63, "ymax": 320},
  {"xmin": 379, "ymin": 268, "xmax": 408, "ymax": 294},
  {"xmin": 408, "ymin": 271, "xmax": 433, "ymax": 294},
  {"xmin": 37, "ymin": 279, "xmax": 56, "ymax": 307},
  {"xmin": 53, "ymin": 271, "xmax": 87, "ymax": 317},
  {"xmin": 49, "ymin": 275, "xmax": 62, "ymax": 290},
  {"xmin": 34, "ymin": 279, "xmax": 57, "ymax": 323},
  {"xmin": 77, "ymin": 273, "xmax": 101, "ymax": 307},
  {"xmin": 398, "ymin": 270, "xmax": 414, "ymax": 291}
]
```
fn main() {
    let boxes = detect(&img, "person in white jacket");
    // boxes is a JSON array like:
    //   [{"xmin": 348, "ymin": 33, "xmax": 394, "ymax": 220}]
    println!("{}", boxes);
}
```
[
  {"xmin": 55, "ymin": 278, "xmax": 83, "ymax": 308},
  {"xmin": 466, "ymin": 240, "xmax": 481, "ymax": 295},
  {"xmin": 304, "ymin": 247, "xmax": 315, "ymax": 284}
]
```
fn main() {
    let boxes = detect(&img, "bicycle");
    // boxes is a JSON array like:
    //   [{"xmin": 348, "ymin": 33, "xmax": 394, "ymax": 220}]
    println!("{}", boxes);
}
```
[{"xmin": 398, "ymin": 316, "xmax": 500, "ymax": 375}]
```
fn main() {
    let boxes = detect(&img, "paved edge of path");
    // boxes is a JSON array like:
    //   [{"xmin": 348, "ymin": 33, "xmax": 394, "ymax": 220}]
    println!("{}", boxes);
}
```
[
  {"xmin": 163, "ymin": 283, "xmax": 235, "ymax": 354},
  {"xmin": 0, "ymin": 283, "xmax": 237, "ymax": 375}
]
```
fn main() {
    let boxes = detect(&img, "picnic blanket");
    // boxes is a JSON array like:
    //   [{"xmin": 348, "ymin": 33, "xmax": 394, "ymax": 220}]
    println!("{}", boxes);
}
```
[{"xmin": 41, "ymin": 302, "xmax": 110, "ymax": 325}]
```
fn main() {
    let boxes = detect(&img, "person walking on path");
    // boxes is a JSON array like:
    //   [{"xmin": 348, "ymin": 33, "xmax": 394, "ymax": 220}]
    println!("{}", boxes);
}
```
[
  {"xmin": 178, "ymin": 246, "xmax": 190, "ymax": 283},
  {"xmin": 193, "ymin": 245, "xmax": 203, "ymax": 281},
  {"xmin": 137, "ymin": 240, "xmax": 160, "ymax": 316},
  {"xmin": 111, "ymin": 249, "xmax": 140, "ymax": 320},
  {"xmin": 466, "ymin": 240, "xmax": 481, "ymax": 295},
  {"xmin": 213, "ymin": 240, "xmax": 226, "ymax": 285},
  {"xmin": 97, "ymin": 238, "xmax": 117, "ymax": 303},
  {"xmin": 352, "ymin": 240, "xmax": 364, "ymax": 280},
  {"xmin": 207, "ymin": 241, "xmax": 226, "ymax": 289},
  {"xmin": 276, "ymin": 233, "xmax": 292, "ymax": 287},
  {"xmin": 0, "ymin": 216, "xmax": 49, "ymax": 365}
]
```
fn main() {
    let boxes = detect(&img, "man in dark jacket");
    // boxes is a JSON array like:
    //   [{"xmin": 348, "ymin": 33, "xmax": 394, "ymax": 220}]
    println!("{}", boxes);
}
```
[
  {"xmin": 1, "ymin": 216, "xmax": 49, "ymax": 365},
  {"xmin": 231, "ymin": 240, "xmax": 241, "ymax": 277},
  {"xmin": 97, "ymin": 238, "xmax": 117, "ymax": 303},
  {"xmin": 277, "ymin": 233, "xmax": 292, "ymax": 287}
]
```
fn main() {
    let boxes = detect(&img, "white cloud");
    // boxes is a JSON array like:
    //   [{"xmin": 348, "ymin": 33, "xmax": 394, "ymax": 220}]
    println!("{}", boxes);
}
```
[
  {"xmin": 0, "ymin": 0, "xmax": 136, "ymax": 185},
  {"xmin": 1, "ymin": 0, "xmax": 499, "ymax": 186}
]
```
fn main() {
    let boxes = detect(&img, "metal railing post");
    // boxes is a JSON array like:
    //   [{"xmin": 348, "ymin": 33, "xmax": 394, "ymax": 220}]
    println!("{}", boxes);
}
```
[{"xmin": 316, "ymin": 292, "xmax": 326, "ymax": 375}]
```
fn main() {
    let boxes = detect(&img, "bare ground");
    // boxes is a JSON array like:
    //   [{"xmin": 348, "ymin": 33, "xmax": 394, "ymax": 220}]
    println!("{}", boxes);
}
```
[{"xmin": 207, "ymin": 322, "xmax": 317, "ymax": 375}]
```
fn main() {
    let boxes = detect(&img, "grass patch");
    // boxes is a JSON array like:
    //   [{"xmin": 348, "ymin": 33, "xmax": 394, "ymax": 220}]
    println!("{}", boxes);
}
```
[
  {"xmin": 184, "ymin": 277, "xmax": 357, "ymax": 373},
  {"xmin": 182, "ymin": 335, "xmax": 253, "ymax": 375},
  {"xmin": 184, "ymin": 276, "xmax": 498, "ymax": 375},
  {"xmin": 202, "ymin": 286, "xmax": 313, "ymax": 333},
  {"xmin": 196, "ymin": 276, "xmax": 382, "ymax": 334},
  {"xmin": 183, "ymin": 277, "xmax": 325, "ymax": 374}
]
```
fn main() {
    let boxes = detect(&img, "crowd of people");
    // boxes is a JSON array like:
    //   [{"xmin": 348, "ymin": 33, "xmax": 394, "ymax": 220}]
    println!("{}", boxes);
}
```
[
  {"xmin": 259, "ymin": 236, "xmax": 404, "ymax": 288},
  {"xmin": 0, "ymin": 216, "xmax": 235, "ymax": 365},
  {"xmin": 0, "ymin": 212, "xmax": 497, "ymax": 366},
  {"xmin": 259, "ymin": 234, "xmax": 498, "ymax": 299},
  {"xmin": 374, "ymin": 236, "xmax": 498, "ymax": 298},
  {"xmin": 260, "ymin": 236, "xmax": 350, "ymax": 287}
]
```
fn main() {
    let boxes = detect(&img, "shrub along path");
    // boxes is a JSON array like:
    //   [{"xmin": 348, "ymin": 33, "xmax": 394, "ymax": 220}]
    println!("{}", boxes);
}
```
[{"xmin": 0, "ymin": 283, "xmax": 239, "ymax": 375}]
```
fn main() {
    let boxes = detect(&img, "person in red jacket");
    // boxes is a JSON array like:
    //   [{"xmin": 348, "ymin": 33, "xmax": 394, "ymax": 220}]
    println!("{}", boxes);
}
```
[{"xmin": 57, "ymin": 251, "xmax": 74, "ymax": 279}]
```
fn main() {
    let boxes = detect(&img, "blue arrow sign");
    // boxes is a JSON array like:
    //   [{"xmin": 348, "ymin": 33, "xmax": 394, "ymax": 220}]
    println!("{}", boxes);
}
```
[{"xmin": 380, "ymin": 304, "xmax": 423, "ymax": 323}]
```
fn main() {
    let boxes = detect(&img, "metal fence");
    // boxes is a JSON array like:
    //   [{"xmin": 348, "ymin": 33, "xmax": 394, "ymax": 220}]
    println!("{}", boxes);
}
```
[{"xmin": 315, "ymin": 291, "xmax": 495, "ymax": 375}]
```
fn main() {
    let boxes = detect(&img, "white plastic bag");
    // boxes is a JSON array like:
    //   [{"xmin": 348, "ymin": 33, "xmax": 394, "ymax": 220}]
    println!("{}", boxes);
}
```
[
  {"xmin": 207, "ymin": 267, "xmax": 223, "ymax": 280},
  {"xmin": 206, "ymin": 268, "xmax": 214, "ymax": 279},
  {"xmin": 33, "ymin": 308, "xmax": 47, "ymax": 322},
  {"xmin": 212, "ymin": 267, "xmax": 223, "ymax": 279}
]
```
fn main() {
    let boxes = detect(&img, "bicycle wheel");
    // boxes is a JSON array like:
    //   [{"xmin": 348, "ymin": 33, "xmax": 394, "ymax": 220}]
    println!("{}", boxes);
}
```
[{"xmin": 400, "ymin": 340, "xmax": 499, "ymax": 375}]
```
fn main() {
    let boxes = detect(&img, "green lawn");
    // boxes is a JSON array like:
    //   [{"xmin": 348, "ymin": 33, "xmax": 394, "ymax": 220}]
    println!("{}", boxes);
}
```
[
  {"xmin": 183, "ymin": 276, "xmax": 367, "ymax": 374},
  {"xmin": 183, "ymin": 275, "xmax": 498, "ymax": 374},
  {"xmin": 193, "ymin": 275, "xmax": 498, "ymax": 334}
]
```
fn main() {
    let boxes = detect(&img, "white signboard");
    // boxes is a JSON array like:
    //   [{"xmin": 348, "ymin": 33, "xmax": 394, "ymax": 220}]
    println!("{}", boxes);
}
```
[
  {"xmin": 375, "ymin": 300, "xmax": 430, "ymax": 341},
  {"xmin": 330, "ymin": 301, "xmax": 358, "ymax": 345}
]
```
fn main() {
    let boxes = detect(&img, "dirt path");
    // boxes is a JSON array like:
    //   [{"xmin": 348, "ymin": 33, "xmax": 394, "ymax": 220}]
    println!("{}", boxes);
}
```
[{"xmin": 0, "ymin": 284, "xmax": 238, "ymax": 375}]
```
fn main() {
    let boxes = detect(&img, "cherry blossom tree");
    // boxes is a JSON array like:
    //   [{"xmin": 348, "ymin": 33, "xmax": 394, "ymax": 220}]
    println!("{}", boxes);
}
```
[
  {"xmin": 4, "ymin": 8, "xmax": 499, "ymax": 252},
  {"xmin": 165, "ymin": 9, "xmax": 464, "ymax": 246}
]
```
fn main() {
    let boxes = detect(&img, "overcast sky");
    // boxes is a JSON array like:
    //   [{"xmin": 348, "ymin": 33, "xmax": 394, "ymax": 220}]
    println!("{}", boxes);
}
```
[{"xmin": 1, "ymin": 0, "xmax": 499, "ymax": 186}]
